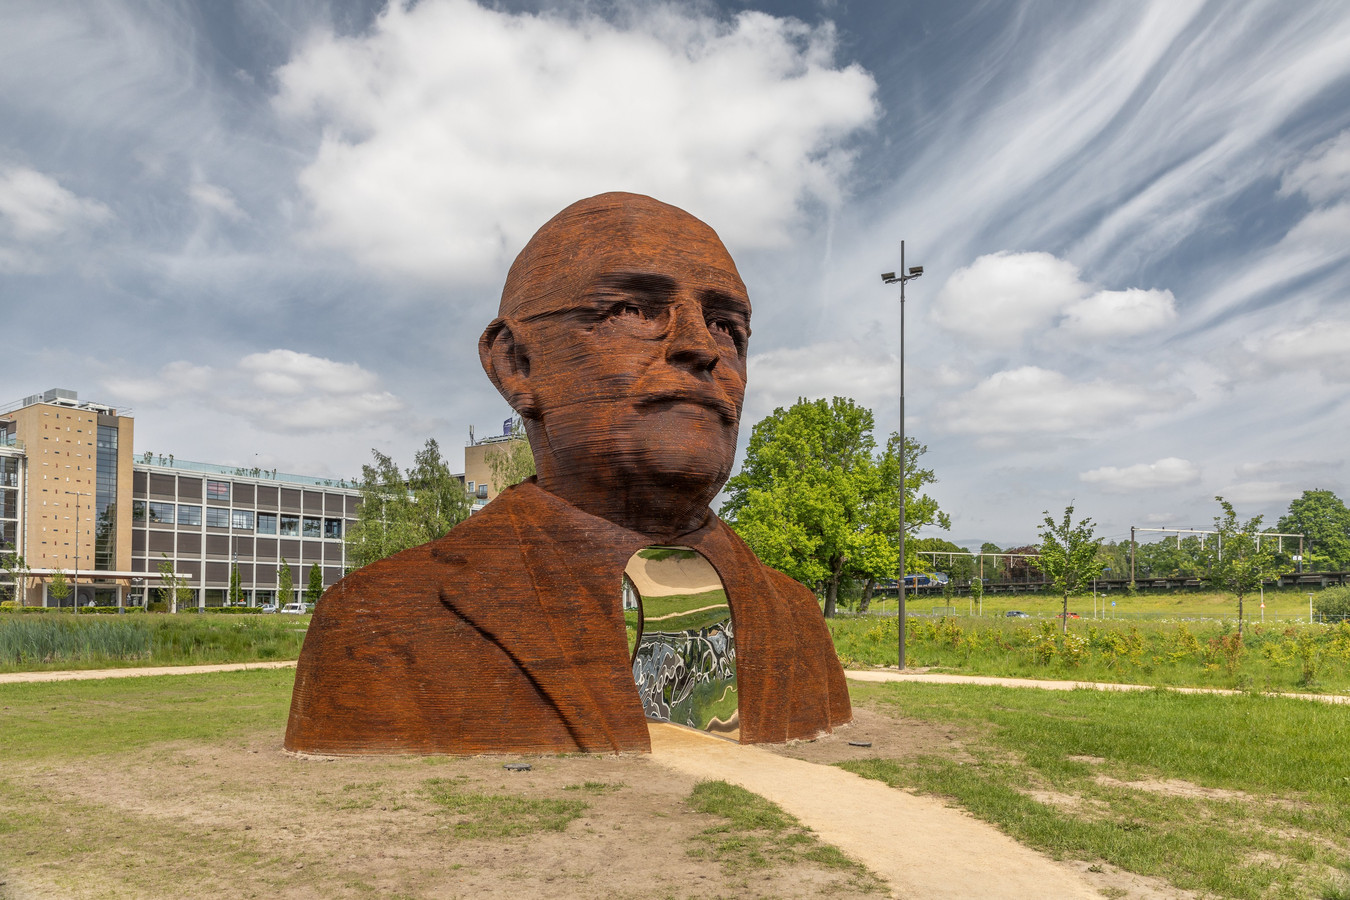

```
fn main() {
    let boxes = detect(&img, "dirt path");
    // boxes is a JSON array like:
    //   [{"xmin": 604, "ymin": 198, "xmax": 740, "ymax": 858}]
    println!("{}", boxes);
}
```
[
  {"xmin": 845, "ymin": 668, "xmax": 1350, "ymax": 704},
  {"xmin": 648, "ymin": 723, "xmax": 1100, "ymax": 900},
  {"xmin": 0, "ymin": 660, "xmax": 297, "ymax": 684}
]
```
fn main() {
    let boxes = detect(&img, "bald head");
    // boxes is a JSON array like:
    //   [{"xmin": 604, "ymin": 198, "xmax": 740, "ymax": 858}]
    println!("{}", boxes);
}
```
[{"xmin": 497, "ymin": 192, "xmax": 749, "ymax": 321}]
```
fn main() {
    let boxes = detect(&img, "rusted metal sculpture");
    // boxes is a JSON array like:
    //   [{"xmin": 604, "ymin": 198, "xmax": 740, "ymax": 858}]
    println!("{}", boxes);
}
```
[{"xmin": 285, "ymin": 193, "xmax": 851, "ymax": 755}]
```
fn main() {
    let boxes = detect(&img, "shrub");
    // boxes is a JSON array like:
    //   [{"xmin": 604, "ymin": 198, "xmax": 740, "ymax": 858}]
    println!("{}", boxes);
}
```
[{"xmin": 1313, "ymin": 586, "xmax": 1350, "ymax": 621}]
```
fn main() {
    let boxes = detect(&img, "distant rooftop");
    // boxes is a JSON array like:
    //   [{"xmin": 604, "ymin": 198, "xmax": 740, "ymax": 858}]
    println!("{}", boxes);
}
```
[
  {"xmin": 0, "ymin": 388, "xmax": 126, "ymax": 418},
  {"xmin": 136, "ymin": 455, "xmax": 360, "ymax": 490}
]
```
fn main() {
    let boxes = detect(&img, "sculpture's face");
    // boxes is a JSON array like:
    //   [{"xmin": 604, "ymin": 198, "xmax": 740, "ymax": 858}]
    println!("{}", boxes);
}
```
[{"xmin": 523, "ymin": 230, "xmax": 750, "ymax": 498}]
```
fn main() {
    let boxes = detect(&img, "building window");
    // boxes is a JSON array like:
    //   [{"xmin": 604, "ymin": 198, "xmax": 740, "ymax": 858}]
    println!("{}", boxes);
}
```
[
  {"xmin": 257, "ymin": 513, "xmax": 277, "ymax": 535},
  {"xmin": 207, "ymin": 480, "xmax": 230, "ymax": 501},
  {"xmin": 148, "ymin": 502, "xmax": 175, "ymax": 525},
  {"xmin": 232, "ymin": 510, "xmax": 253, "ymax": 531},
  {"xmin": 324, "ymin": 518, "xmax": 343, "ymax": 539},
  {"xmin": 279, "ymin": 515, "xmax": 299, "ymax": 536},
  {"xmin": 302, "ymin": 516, "xmax": 321, "ymax": 538},
  {"xmin": 206, "ymin": 507, "xmax": 230, "ymax": 528},
  {"xmin": 178, "ymin": 504, "xmax": 202, "ymax": 527},
  {"xmin": 133, "ymin": 500, "xmax": 147, "ymax": 522}
]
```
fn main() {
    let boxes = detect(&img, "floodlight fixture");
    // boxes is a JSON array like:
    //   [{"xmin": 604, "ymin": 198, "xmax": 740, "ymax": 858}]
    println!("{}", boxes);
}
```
[
  {"xmin": 908, "ymin": 266, "xmax": 924, "ymax": 276},
  {"xmin": 880, "ymin": 272, "xmax": 896, "ymax": 282}
]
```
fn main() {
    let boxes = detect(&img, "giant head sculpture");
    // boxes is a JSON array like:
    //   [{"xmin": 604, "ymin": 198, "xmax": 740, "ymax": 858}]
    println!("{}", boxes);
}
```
[
  {"xmin": 285, "ymin": 192, "xmax": 850, "ymax": 756},
  {"xmin": 479, "ymin": 192, "xmax": 751, "ymax": 540}
]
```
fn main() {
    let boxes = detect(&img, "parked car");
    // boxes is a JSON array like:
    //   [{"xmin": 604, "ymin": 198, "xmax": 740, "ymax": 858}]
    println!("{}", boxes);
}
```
[
  {"xmin": 1058, "ymin": 611, "xmax": 1081, "ymax": 619},
  {"xmin": 280, "ymin": 602, "xmax": 308, "ymax": 615},
  {"xmin": 1005, "ymin": 610, "xmax": 1031, "ymax": 618},
  {"xmin": 258, "ymin": 603, "xmax": 278, "ymax": 614}
]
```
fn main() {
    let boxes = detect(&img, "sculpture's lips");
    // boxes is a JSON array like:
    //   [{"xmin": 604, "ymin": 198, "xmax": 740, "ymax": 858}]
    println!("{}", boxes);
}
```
[{"xmin": 637, "ymin": 390, "xmax": 739, "ymax": 423}]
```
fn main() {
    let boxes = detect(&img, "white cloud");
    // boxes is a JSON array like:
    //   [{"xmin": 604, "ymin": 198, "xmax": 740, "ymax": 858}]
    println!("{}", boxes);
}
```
[
  {"xmin": 1217, "ymin": 480, "xmax": 1300, "ymax": 507},
  {"xmin": 272, "ymin": 0, "xmax": 877, "ymax": 282},
  {"xmin": 0, "ymin": 164, "xmax": 113, "ymax": 273},
  {"xmin": 1241, "ymin": 317, "xmax": 1350, "ymax": 382},
  {"xmin": 1060, "ymin": 288, "xmax": 1177, "ymax": 338},
  {"xmin": 745, "ymin": 341, "xmax": 896, "ymax": 425},
  {"xmin": 1280, "ymin": 129, "xmax": 1350, "ymax": 204},
  {"xmin": 102, "ymin": 350, "xmax": 403, "ymax": 434},
  {"xmin": 188, "ymin": 182, "xmax": 245, "ymax": 221},
  {"xmin": 938, "ymin": 366, "xmax": 1190, "ymax": 436},
  {"xmin": 1080, "ymin": 457, "xmax": 1200, "ymax": 493},
  {"xmin": 1234, "ymin": 459, "xmax": 1342, "ymax": 480},
  {"xmin": 930, "ymin": 252, "xmax": 1086, "ymax": 345},
  {"xmin": 930, "ymin": 251, "xmax": 1177, "ymax": 345}
]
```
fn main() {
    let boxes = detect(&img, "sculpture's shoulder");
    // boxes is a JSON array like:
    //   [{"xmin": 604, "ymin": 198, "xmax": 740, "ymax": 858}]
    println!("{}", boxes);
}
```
[{"xmin": 315, "ymin": 489, "xmax": 533, "ymax": 621}]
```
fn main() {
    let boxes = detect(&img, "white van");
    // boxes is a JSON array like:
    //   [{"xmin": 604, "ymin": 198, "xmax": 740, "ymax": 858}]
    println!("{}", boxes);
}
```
[{"xmin": 280, "ymin": 602, "xmax": 308, "ymax": 615}]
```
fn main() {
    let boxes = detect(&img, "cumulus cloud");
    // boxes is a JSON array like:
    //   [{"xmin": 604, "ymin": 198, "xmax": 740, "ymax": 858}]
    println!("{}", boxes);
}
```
[
  {"xmin": 930, "ymin": 252, "xmax": 1085, "ymax": 345},
  {"xmin": 937, "ymin": 366, "xmax": 1190, "ymax": 436},
  {"xmin": 1079, "ymin": 457, "xmax": 1200, "ymax": 493},
  {"xmin": 930, "ymin": 251, "xmax": 1176, "ymax": 345},
  {"xmin": 272, "ymin": 0, "xmax": 877, "ymax": 282},
  {"xmin": 0, "ymin": 165, "xmax": 112, "ymax": 240},
  {"xmin": 102, "ymin": 350, "xmax": 403, "ymax": 434},
  {"xmin": 1240, "ymin": 317, "xmax": 1350, "ymax": 382},
  {"xmin": 1059, "ymin": 288, "xmax": 1177, "ymax": 338}
]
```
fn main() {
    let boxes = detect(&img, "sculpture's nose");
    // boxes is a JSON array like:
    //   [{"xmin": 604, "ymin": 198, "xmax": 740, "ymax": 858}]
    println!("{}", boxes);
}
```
[{"xmin": 665, "ymin": 298, "xmax": 719, "ymax": 373}]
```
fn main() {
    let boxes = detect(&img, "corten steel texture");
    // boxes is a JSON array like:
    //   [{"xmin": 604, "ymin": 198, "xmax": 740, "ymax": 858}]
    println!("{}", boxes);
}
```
[{"xmin": 285, "ymin": 192, "xmax": 851, "ymax": 755}]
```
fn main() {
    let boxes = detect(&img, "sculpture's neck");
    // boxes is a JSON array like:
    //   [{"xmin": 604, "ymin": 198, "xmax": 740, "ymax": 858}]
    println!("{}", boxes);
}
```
[{"xmin": 532, "ymin": 470, "xmax": 716, "ymax": 543}]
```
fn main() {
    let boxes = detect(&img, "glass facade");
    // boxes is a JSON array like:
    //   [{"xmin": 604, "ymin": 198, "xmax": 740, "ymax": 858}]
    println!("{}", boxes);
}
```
[
  {"xmin": 207, "ymin": 480, "xmax": 230, "ymax": 501},
  {"xmin": 178, "ymin": 504, "xmax": 202, "ymax": 527},
  {"xmin": 206, "ymin": 507, "xmax": 230, "ymax": 528},
  {"xmin": 148, "ymin": 501, "xmax": 175, "ymax": 525},
  {"xmin": 95, "ymin": 424, "xmax": 118, "ymax": 570},
  {"xmin": 231, "ymin": 510, "xmax": 253, "ymax": 531},
  {"xmin": 302, "ymin": 516, "xmax": 321, "ymax": 538},
  {"xmin": 257, "ymin": 513, "xmax": 277, "ymax": 535}
]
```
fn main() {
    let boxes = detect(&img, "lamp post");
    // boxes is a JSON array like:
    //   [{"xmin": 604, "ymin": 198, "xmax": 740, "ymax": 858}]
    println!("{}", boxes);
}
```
[
  {"xmin": 65, "ymin": 490, "xmax": 91, "ymax": 612},
  {"xmin": 882, "ymin": 243, "xmax": 924, "ymax": 669}
]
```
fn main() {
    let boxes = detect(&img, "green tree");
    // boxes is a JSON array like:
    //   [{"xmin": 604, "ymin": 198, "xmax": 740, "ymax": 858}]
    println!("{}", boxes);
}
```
[
  {"xmin": 229, "ymin": 563, "xmax": 243, "ymax": 606},
  {"xmin": 721, "ymin": 397, "xmax": 947, "ymax": 618},
  {"xmin": 49, "ymin": 568, "xmax": 71, "ymax": 607},
  {"xmin": 156, "ymin": 555, "xmax": 193, "ymax": 613},
  {"xmin": 485, "ymin": 419, "xmax": 535, "ymax": 492},
  {"xmin": 2, "ymin": 551, "xmax": 31, "ymax": 606},
  {"xmin": 306, "ymin": 563, "xmax": 324, "ymax": 605},
  {"xmin": 1278, "ymin": 489, "xmax": 1350, "ymax": 572},
  {"xmin": 344, "ymin": 439, "xmax": 472, "ymax": 571},
  {"xmin": 1203, "ymin": 496, "xmax": 1285, "ymax": 637},
  {"xmin": 1037, "ymin": 504, "xmax": 1105, "ymax": 633},
  {"xmin": 277, "ymin": 558, "xmax": 294, "ymax": 607}
]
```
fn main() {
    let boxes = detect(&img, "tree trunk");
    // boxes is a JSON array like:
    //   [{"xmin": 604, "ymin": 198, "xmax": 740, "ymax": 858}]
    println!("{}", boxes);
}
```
[
  {"xmin": 1062, "ymin": 591, "xmax": 1069, "ymax": 634},
  {"xmin": 859, "ymin": 577, "xmax": 876, "ymax": 614},
  {"xmin": 823, "ymin": 558, "xmax": 843, "ymax": 618},
  {"xmin": 1237, "ymin": 593, "xmax": 1244, "ymax": 637}
]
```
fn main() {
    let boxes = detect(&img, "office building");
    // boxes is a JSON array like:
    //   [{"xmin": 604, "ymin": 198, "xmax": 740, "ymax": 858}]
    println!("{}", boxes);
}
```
[{"xmin": 1, "ymin": 389, "xmax": 360, "ymax": 609}]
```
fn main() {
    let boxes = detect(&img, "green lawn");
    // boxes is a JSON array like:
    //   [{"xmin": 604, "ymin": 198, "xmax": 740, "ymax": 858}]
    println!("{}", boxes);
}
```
[
  {"xmin": 844, "ymin": 680, "xmax": 1350, "ymax": 900},
  {"xmin": 829, "ymin": 614, "xmax": 1350, "ymax": 693}
]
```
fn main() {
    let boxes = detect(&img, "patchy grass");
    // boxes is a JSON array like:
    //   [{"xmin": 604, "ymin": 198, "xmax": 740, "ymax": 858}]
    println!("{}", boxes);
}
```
[
  {"xmin": 423, "ymin": 779, "xmax": 589, "ymax": 837},
  {"xmin": 686, "ymin": 780, "xmax": 885, "ymax": 892},
  {"xmin": 844, "ymin": 680, "xmax": 1350, "ymax": 900}
]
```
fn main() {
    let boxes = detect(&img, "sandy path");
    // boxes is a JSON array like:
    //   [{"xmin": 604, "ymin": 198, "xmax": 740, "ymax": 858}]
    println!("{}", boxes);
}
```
[
  {"xmin": 845, "ymin": 668, "xmax": 1350, "ymax": 704},
  {"xmin": 0, "ymin": 660, "xmax": 297, "ymax": 684},
  {"xmin": 648, "ymin": 723, "xmax": 1099, "ymax": 900}
]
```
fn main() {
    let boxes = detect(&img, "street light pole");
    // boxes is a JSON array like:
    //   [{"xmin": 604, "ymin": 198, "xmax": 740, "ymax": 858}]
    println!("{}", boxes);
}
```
[
  {"xmin": 65, "ymin": 490, "xmax": 91, "ymax": 613},
  {"xmin": 882, "ymin": 243, "xmax": 923, "ymax": 669}
]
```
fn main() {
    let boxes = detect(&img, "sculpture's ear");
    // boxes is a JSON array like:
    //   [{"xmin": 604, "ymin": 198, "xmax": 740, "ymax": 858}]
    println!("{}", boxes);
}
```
[{"xmin": 479, "ymin": 317, "xmax": 538, "ymax": 419}]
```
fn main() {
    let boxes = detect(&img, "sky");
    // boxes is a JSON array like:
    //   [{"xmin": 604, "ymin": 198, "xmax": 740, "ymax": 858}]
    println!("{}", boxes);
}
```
[{"xmin": 3, "ymin": 0, "xmax": 1349, "ymax": 551}]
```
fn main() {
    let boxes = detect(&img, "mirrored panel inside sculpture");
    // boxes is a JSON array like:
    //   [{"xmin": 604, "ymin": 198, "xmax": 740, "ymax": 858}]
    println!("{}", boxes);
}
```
[{"xmin": 624, "ymin": 546, "xmax": 738, "ymax": 739}]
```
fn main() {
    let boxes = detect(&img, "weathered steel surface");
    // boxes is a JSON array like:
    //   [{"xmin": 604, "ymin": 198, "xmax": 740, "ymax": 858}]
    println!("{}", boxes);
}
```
[{"xmin": 285, "ymin": 193, "xmax": 850, "ymax": 755}]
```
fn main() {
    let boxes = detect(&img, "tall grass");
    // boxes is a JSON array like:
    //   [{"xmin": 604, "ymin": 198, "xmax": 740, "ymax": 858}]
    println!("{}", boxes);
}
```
[
  {"xmin": 829, "ymin": 615, "xmax": 1350, "ymax": 692},
  {"xmin": 0, "ymin": 614, "xmax": 308, "ymax": 672}
]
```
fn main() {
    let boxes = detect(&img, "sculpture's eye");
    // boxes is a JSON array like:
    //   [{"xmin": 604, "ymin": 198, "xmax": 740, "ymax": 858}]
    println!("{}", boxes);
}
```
[{"xmin": 612, "ymin": 303, "xmax": 645, "ymax": 321}]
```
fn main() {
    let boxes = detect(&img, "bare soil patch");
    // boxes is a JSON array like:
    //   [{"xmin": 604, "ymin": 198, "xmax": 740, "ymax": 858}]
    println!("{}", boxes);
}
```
[{"xmin": 0, "ymin": 728, "xmax": 879, "ymax": 900}]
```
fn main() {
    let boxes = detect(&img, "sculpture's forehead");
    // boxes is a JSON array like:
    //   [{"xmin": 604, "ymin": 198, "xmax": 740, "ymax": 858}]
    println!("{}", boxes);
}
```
[{"xmin": 498, "ymin": 192, "xmax": 750, "ymax": 320}]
